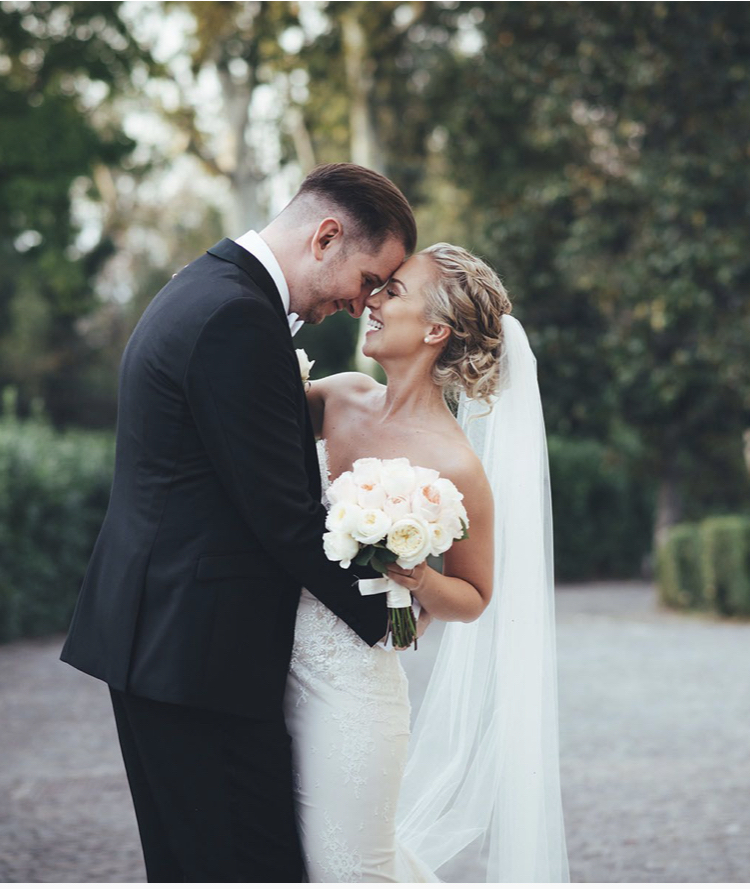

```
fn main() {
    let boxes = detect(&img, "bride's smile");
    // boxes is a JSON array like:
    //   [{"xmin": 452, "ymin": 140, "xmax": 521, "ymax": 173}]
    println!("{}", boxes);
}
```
[{"xmin": 362, "ymin": 253, "xmax": 448, "ymax": 366}]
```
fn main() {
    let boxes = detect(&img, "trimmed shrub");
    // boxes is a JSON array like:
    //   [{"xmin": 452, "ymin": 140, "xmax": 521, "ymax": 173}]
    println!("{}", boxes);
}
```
[
  {"xmin": 547, "ymin": 435, "xmax": 653, "ymax": 581},
  {"xmin": 700, "ymin": 516, "xmax": 750, "ymax": 616},
  {"xmin": 0, "ymin": 412, "xmax": 114, "ymax": 643},
  {"xmin": 656, "ymin": 523, "xmax": 703, "ymax": 609}
]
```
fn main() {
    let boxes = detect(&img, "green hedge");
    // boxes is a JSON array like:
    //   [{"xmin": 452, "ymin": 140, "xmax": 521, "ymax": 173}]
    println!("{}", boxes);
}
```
[
  {"xmin": 547, "ymin": 435, "xmax": 653, "ymax": 581},
  {"xmin": 656, "ymin": 523, "xmax": 704, "ymax": 609},
  {"xmin": 0, "ymin": 412, "xmax": 664, "ymax": 640},
  {"xmin": 658, "ymin": 515, "xmax": 750, "ymax": 617},
  {"xmin": 0, "ymin": 409, "xmax": 114, "ymax": 643},
  {"xmin": 700, "ymin": 516, "xmax": 750, "ymax": 616}
]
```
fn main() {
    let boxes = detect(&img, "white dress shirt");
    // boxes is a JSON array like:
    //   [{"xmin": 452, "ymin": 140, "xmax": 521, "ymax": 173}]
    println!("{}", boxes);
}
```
[{"xmin": 234, "ymin": 229, "xmax": 303, "ymax": 335}]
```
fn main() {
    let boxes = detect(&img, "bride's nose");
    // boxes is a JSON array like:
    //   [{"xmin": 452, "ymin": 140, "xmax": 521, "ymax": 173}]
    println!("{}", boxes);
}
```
[{"xmin": 365, "ymin": 290, "xmax": 381, "ymax": 311}]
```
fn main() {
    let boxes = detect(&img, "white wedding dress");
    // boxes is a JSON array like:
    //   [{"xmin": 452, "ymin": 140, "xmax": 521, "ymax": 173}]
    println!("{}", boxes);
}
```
[
  {"xmin": 285, "ymin": 317, "xmax": 570, "ymax": 883},
  {"xmin": 284, "ymin": 441, "xmax": 438, "ymax": 883}
]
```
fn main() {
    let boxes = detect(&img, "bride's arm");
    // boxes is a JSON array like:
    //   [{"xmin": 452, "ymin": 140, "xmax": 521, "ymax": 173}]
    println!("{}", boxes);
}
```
[
  {"xmin": 305, "ymin": 380, "xmax": 326, "ymax": 438},
  {"xmin": 387, "ymin": 457, "xmax": 495, "ymax": 623},
  {"xmin": 306, "ymin": 372, "xmax": 377, "ymax": 439}
]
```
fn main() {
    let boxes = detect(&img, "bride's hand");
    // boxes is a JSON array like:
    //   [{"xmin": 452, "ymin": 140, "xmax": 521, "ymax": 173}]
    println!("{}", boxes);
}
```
[{"xmin": 386, "ymin": 561, "xmax": 427, "ymax": 595}]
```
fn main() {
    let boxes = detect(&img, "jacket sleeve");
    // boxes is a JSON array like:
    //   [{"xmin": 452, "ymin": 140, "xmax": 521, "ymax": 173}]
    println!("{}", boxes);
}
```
[{"xmin": 183, "ymin": 295, "xmax": 387, "ymax": 646}]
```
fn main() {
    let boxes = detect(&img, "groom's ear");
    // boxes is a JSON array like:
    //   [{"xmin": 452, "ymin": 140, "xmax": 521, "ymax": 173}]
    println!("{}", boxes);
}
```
[{"xmin": 312, "ymin": 217, "xmax": 344, "ymax": 260}]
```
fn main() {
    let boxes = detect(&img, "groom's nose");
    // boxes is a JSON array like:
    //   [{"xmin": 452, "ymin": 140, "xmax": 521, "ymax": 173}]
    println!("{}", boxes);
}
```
[{"xmin": 346, "ymin": 295, "xmax": 368, "ymax": 318}]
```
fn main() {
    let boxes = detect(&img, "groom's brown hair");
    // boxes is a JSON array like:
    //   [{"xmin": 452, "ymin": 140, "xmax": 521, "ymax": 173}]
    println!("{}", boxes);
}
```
[{"xmin": 294, "ymin": 163, "xmax": 417, "ymax": 255}]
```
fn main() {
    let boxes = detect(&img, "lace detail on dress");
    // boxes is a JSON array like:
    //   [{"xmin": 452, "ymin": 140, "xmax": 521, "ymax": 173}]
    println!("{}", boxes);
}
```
[
  {"xmin": 285, "ymin": 439, "xmax": 430, "ymax": 882},
  {"xmin": 316, "ymin": 438, "xmax": 333, "ymax": 507},
  {"xmin": 316, "ymin": 811, "xmax": 363, "ymax": 882}
]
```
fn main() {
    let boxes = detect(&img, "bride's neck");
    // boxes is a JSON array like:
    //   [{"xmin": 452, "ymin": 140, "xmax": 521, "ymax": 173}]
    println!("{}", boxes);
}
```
[{"xmin": 378, "ymin": 358, "xmax": 448, "ymax": 422}]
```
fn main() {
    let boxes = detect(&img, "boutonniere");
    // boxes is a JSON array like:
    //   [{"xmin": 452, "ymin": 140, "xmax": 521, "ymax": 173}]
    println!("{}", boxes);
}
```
[{"xmin": 296, "ymin": 348, "xmax": 315, "ymax": 388}]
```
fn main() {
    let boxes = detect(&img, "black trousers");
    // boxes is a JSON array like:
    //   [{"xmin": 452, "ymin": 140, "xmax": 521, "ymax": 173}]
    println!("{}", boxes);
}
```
[{"xmin": 109, "ymin": 688, "xmax": 303, "ymax": 882}]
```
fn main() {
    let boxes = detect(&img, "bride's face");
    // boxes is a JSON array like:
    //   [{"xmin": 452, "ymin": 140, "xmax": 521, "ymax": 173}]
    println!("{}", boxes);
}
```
[{"xmin": 362, "ymin": 253, "xmax": 440, "ymax": 363}]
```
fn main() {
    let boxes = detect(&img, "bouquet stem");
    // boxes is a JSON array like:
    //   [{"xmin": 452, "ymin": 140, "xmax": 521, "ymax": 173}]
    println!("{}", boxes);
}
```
[{"xmin": 389, "ymin": 605, "xmax": 418, "ymax": 650}]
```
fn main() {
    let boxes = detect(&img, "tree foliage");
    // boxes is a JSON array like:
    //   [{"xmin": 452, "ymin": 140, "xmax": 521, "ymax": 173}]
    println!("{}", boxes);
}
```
[
  {"xmin": 0, "ymin": 1, "xmax": 152, "ymax": 424},
  {"xmin": 2, "ymin": 1, "xmax": 748, "ymax": 566}
]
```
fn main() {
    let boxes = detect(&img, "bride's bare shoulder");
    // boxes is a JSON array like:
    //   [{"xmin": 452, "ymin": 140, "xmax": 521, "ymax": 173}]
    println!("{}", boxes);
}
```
[{"xmin": 439, "ymin": 436, "xmax": 487, "ymax": 485}]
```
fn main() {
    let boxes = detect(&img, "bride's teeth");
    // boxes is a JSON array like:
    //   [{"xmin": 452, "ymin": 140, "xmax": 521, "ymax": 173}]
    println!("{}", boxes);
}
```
[{"xmin": 368, "ymin": 318, "xmax": 383, "ymax": 331}]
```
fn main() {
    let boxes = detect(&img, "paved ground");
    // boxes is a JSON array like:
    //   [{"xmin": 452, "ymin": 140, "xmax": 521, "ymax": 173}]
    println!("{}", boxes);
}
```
[{"xmin": 1, "ymin": 581, "xmax": 749, "ymax": 882}]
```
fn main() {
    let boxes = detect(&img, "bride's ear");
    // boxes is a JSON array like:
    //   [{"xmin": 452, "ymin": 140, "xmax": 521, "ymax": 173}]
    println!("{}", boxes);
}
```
[{"xmin": 423, "ymin": 324, "xmax": 451, "ymax": 347}]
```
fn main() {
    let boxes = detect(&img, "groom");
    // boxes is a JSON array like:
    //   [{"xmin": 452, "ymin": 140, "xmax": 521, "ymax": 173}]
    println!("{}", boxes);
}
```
[{"xmin": 61, "ymin": 163, "xmax": 417, "ymax": 881}]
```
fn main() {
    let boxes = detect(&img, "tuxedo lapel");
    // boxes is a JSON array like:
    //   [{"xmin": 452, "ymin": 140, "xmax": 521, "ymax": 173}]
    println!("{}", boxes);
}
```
[
  {"xmin": 207, "ymin": 239, "xmax": 289, "ymax": 330},
  {"xmin": 207, "ymin": 238, "xmax": 321, "ymax": 500}
]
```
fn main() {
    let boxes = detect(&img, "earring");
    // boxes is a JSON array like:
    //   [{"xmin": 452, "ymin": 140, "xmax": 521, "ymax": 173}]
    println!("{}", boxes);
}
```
[{"xmin": 424, "ymin": 337, "xmax": 430, "ymax": 344}]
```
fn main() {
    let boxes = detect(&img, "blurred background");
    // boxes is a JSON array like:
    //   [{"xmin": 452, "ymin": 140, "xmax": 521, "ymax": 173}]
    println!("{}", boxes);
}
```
[
  {"xmin": 1, "ymin": 0, "xmax": 748, "ymax": 640},
  {"xmin": 1, "ymin": 2, "xmax": 750, "ymax": 882}
]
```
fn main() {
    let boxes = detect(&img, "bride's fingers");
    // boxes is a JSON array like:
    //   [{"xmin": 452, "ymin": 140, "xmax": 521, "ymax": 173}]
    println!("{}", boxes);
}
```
[
  {"xmin": 386, "ymin": 564, "xmax": 425, "ymax": 591},
  {"xmin": 386, "ymin": 567, "xmax": 416, "ymax": 588}
]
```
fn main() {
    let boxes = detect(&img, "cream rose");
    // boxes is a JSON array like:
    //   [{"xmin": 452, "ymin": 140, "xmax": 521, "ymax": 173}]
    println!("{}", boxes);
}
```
[
  {"xmin": 352, "ymin": 508, "xmax": 392, "ymax": 546},
  {"xmin": 380, "ymin": 458, "xmax": 416, "ymax": 498},
  {"xmin": 429, "ymin": 521, "xmax": 455, "ymax": 556},
  {"xmin": 412, "ymin": 483, "xmax": 442, "ymax": 523},
  {"xmin": 386, "ymin": 514, "xmax": 432, "ymax": 570},
  {"xmin": 325, "ymin": 500, "xmax": 363, "ymax": 535},
  {"xmin": 296, "ymin": 348, "xmax": 315, "ymax": 385},
  {"xmin": 326, "ymin": 471, "xmax": 357, "ymax": 506},
  {"xmin": 352, "ymin": 457, "xmax": 382, "ymax": 487},
  {"xmin": 322, "ymin": 531, "xmax": 359, "ymax": 568},
  {"xmin": 383, "ymin": 494, "xmax": 411, "ymax": 522},
  {"xmin": 356, "ymin": 481, "xmax": 387, "ymax": 510}
]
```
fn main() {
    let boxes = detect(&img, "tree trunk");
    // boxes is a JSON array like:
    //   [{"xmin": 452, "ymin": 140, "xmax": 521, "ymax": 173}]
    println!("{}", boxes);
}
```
[
  {"xmin": 341, "ymin": 6, "xmax": 385, "ymax": 373},
  {"xmin": 217, "ymin": 68, "xmax": 266, "ymax": 235}
]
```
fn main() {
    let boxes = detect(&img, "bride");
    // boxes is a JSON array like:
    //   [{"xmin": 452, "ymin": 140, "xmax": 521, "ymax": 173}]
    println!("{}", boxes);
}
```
[{"xmin": 284, "ymin": 243, "xmax": 569, "ymax": 882}]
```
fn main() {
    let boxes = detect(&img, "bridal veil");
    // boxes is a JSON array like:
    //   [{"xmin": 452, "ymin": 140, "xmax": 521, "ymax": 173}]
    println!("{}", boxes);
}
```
[{"xmin": 396, "ymin": 315, "xmax": 570, "ymax": 882}]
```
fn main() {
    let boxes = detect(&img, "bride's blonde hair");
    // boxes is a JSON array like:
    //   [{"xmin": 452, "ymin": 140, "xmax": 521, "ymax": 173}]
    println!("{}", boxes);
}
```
[{"xmin": 420, "ymin": 243, "xmax": 512, "ymax": 403}]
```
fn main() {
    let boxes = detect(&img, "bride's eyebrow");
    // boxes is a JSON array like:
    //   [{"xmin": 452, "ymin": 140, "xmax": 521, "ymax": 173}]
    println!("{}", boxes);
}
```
[{"xmin": 389, "ymin": 277, "xmax": 408, "ymax": 292}]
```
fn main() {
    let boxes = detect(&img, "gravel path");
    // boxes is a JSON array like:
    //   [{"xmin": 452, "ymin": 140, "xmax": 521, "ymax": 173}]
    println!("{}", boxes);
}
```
[{"xmin": 1, "ymin": 581, "xmax": 749, "ymax": 882}]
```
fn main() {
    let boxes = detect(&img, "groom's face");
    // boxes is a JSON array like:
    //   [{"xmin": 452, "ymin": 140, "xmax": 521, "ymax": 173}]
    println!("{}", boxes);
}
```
[{"xmin": 300, "ymin": 231, "xmax": 406, "ymax": 324}]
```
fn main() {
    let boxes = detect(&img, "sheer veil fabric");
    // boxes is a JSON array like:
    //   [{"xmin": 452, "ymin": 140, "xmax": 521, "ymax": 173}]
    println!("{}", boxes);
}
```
[{"xmin": 396, "ymin": 315, "xmax": 570, "ymax": 882}]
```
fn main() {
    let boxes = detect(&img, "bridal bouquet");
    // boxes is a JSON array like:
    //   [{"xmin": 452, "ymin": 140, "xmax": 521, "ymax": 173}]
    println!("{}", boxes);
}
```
[{"xmin": 322, "ymin": 457, "xmax": 469, "ymax": 648}]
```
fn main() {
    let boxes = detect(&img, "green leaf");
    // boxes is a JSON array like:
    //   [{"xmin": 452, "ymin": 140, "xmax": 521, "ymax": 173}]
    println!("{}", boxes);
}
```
[
  {"xmin": 354, "ymin": 545, "xmax": 375, "ymax": 566},
  {"xmin": 371, "ymin": 554, "xmax": 388, "ymax": 575},
  {"xmin": 457, "ymin": 518, "xmax": 470, "ymax": 541}
]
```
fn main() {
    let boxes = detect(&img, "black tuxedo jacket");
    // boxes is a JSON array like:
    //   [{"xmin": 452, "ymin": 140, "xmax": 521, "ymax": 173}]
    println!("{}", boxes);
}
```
[{"xmin": 61, "ymin": 239, "xmax": 387, "ymax": 718}]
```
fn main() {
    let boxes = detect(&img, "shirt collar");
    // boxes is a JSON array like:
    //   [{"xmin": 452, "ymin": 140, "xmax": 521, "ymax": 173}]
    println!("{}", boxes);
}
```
[{"xmin": 234, "ymin": 230, "xmax": 303, "ymax": 335}]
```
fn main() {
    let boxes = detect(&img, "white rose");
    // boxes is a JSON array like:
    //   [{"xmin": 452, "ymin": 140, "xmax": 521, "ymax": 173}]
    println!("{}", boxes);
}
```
[
  {"xmin": 356, "ymin": 481, "xmax": 387, "ymax": 509},
  {"xmin": 386, "ymin": 514, "xmax": 432, "ymax": 570},
  {"xmin": 325, "ymin": 500, "xmax": 363, "ymax": 535},
  {"xmin": 439, "ymin": 488, "xmax": 469, "ymax": 536},
  {"xmin": 440, "ymin": 510, "xmax": 463, "ymax": 540},
  {"xmin": 435, "ymin": 477, "xmax": 463, "ymax": 506},
  {"xmin": 352, "ymin": 457, "xmax": 382, "ymax": 487},
  {"xmin": 296, "ymin": 348, "xmax": 315, "ymax": 384},
  {"xmin": 429, "ymin": 521, "xmax": 455, "ymax": 556},
  {"xmin": 412, "ymin": 483, "xmax": 442, "ymax": 523},
  {"xmin": 383, "ymin": 494, "xmax": 411, "ymax": 522},
  {"xmin": 380, "ymin": 458, "xmax": 416, "ymax": 498},
  {"xmin": 352, "ymin": 508, "xmax": 392, "ymax": 545},
  {"xmin": 326, "ymin": 471, "xmax": 357, "ymax": 506},
  {"xmin": 322, "ymin": 531, "xmax": 360, "ymax": 568},
  {"xmin": 414, "ymin": 465, "xmax": 440, "ymax": 488}
]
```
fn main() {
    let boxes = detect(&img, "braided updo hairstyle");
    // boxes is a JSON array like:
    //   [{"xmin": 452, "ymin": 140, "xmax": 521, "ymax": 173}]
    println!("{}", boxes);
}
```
[{"xmin": 420, "ymin": 243, "xmax": 512, "ymax": 403}]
